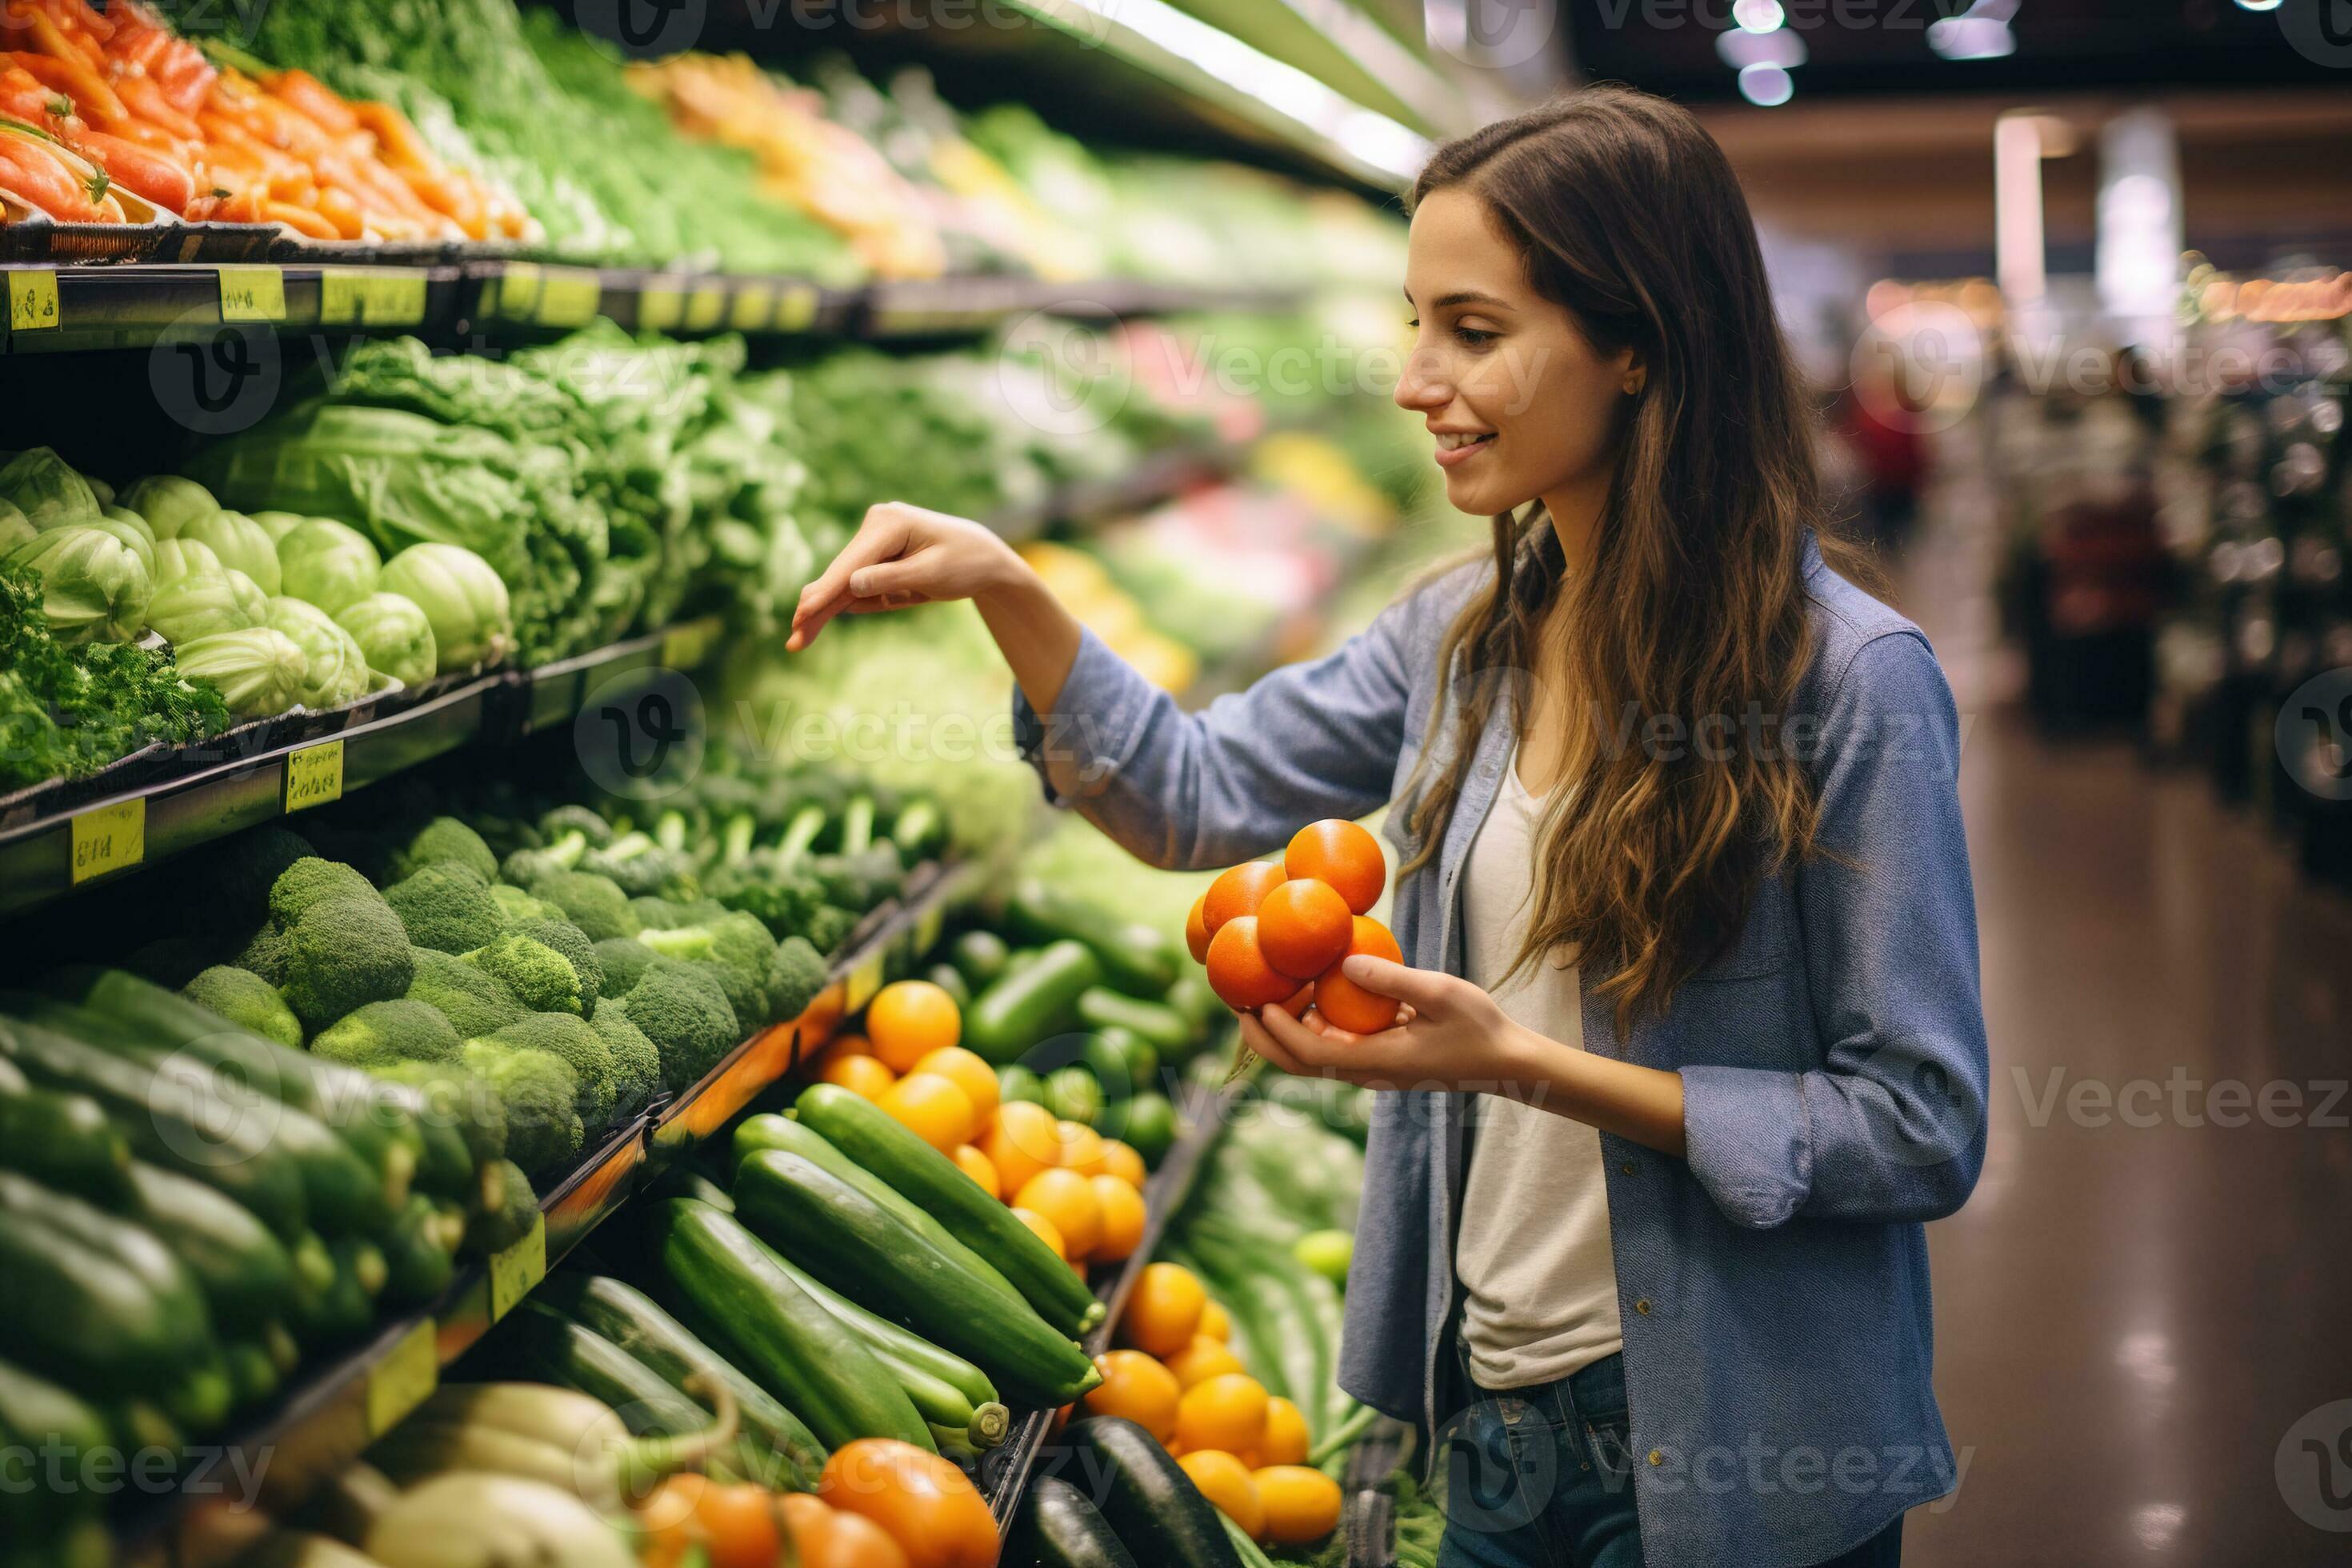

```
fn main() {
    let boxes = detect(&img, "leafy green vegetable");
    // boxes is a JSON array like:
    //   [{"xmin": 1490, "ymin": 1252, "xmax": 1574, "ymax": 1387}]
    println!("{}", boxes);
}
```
[
  {"xmin": 118, "ymin": 476, "xmax": 220, "ymax": 538},
  {"xmin": 276, "ymin": 519, "xmax": 382, "ymax": 615},
  {"xmin": 263, "ymin": 598, "xmax": 372, "ymax": 707},
  {"xmin": 0, "ymin": 447, "xmax": 100, "ymax": 529},
  {"xmin": 5, "ymin": 522, "xmax": 153, "ymax": 644},
  {"xmin": 145, "ymin": 571, "xmax": 253, "ymax": 645},
  {"xmin": 336, "ymin": 592, "xmax": 437, "ymax": 687},
  {"xmin": 174, "ymin": 627, "xmax": 309, "ymax": 718},
  {"xmin": 378, "ymin": 543, "xmax": 513, "ymax": 670},
  {"xmin": 178, "ymin": 511, "xmax": 281, "ymax": 594}
]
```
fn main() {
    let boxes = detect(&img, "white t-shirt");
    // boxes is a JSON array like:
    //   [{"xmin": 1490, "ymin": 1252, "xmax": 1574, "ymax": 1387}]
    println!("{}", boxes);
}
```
[{"xmin": 1452, "ymin": 748, "xmax": 1624, "ymax": 1390}]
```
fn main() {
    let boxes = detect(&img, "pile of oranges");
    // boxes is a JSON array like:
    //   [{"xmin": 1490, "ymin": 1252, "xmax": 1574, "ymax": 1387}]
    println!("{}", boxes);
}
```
[
  {"xmin": 809, "ymin": 978, "xmax": 1150, "ymax": 1269},
  {"xmin": 1188, "ymin": 820, "xmax": 1404, "ymax": 1035},
  {"xmin": 1076, "ymin": 1262, "xmax": 1343, "ymax": 1546}
]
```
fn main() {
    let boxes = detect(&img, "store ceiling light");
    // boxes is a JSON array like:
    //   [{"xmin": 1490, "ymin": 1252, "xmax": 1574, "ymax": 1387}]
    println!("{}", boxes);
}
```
[
  {"xmin": 1718, "ymin": 27, "xmax": 1807, "ymax": 70},
  {"xmin": 1929, "ymin": 0, "xmax": 2018, "ymax": 59},
  {"xmin": 1737, "ymin": 63, "xmax": 1796, "ymax": 106},
  {"xmin": 1733, "ymin": 0, "xmax": 1787, "ymax": 32},
  {"xmin": 2232, "ymin": 0, "xmax": 2282, "ymax": 10}
]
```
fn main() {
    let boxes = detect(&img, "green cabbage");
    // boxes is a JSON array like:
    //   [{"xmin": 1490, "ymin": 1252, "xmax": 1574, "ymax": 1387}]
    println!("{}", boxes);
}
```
[
  {"xmin": 263, "ymin": 597, "xmax": 372, "ymax": 707},
  {"xmin": 222, "ymin": 567, "xmax": 270, "ymax": 626},
  {"xmin": 178, "ymin": 511, "xmax": 282, "ymax": 594},
  {"xmin": 4, "ymin": 522, "xmax": 154, "ymax": 644},
  {"xmin": 117, "ymin": 476, "xmax": 219, "ymax": 538},
  {"xmin": 145, "ymin": 570, "xmax": 254, "ymax": 644},
  {"xmin": 174, "ymin": 627, "xmax": 308, "ymax": 718},
  {"xmin": 86, "ymin": 512, "xmax": 156, "ymax": 580},
  {"xmin": 87, "ymin": 477, "xmax": 114, "ymax": 509},
  {"xmin": 380, "ymin": 543, "xmax": 512, "ymax": 671},
  {"xmin": 0, "ymin": 498, "xmax": 30, "ymax": 554},
  {"xmin": 154, "ymin": 538, "xmax": 225, "ymax": 582},
  {"xmin": 250, "ymin": 510, "xmax": 309, "ymax": 542},
  {"xmin": 277, "ymin": 519, "xmax": 382, "ymax": 615},
  {"xmin": 0, "ymin": 448, "xmax": 101, "ymax": 530},
  {"xmin": 336, "ymin": 592, "xmax": 438, "ymax": 688}
]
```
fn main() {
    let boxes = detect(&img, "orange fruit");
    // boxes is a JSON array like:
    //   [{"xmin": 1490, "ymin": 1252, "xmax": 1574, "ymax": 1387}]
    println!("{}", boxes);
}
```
[
  {"xmin": 1285, "ymin": 819, "xmax": 1386, "ymax": 914},
  {"xmin": 1202, "ymin": 861, "xmax": 1286, "ymax": 937},
  {"xmin": 1056, "ymin": 1121, "xmax": 1109, "ymax": 1177},
  {"xmin": 1176, "ymin": 1450, "xmax": 1264, "ymax": 1539},
  {"xmin": 819, "ymin": 1032, "xmax": 874, "ymax": 1061},
  {"xmin": 1279, "ymin": 982, "xmax": 1314, "ymax": 1019},
  {"xmin": 1313, "ymin": 915, "xmax": 1405, "ymax": 1035},
  {"xmin": 1014, "ymin": 1167, "xmax": 1102, "ymax": 1261},
  {"xmin": 877, "ymin": 1073, "xmax": 977, "ymax": 1154},
  {"xmin": 1255, "ymin": 878, "xmax": 1353, "ymax": 979},
  {"xmin": 1258, "ymin": 1398, "xmax": 1310, "ymax": 1466},
  {"xmin": 1089, "ymin": 1174, "xmax": 1146, "ymax": 1262},
  {"xmin": 818, "ymin": 1439, "xmax": 998, "ymax": 1568},
  {"xmin": 1254, "ymin": 1466, "xmax": 1342, "ymax": 1544},
  {"xmin": 1011, "ymin": 1206, "xmax": 1066, "ymax": 1260},
  {"xmin": 1176, "ymin": 1375, "xmax": 1270, "ymax": 1462},
  {"xmin": 1205, "ymin": 917, "xmax": 1295, "ymax": 1012},
  {"xmin": 1120, "ymin": 1262, "xmax": 1206, "ymax": 1358},
  {"xmin": 818, "ymin": 1052, "xmax": 895, "ymax": 1100},
  {"xmin": 983, "ymin": 1102, "xmax": 1062, "ymax": 1200},
  {"xmin": 951, "ymin": 1144, "xmax": 1000, "ymax": 1199},
  {"xmin": 865, "ymin": 981, "xmax": 961, "ymax": 1073},
  {"xmin": 1165, "ymin": 1334, "xmax": 1246, "ymax": 1391},
  {"xmin": 1198, "ymin": 1299, "xmax": 1232, "ymax": 1342},
  {"xmin": 914, "ymin": 1046, "xmax": 998, "ymax": 1126},
  {"xmin": 1083, "ymin": 1350, "xmax": 1181, "ymax": 1442},
  {"xmin": 780, "ymin": 1494, "xmax": 912, "ymax": 1568},
  {"xmin": 1184, "ymin": 894, "xmax": 1212, "ymax": 964},
  {"xmin": 1097, "ymin": 1139, "xmax": 1147, "ymax": 1188}
]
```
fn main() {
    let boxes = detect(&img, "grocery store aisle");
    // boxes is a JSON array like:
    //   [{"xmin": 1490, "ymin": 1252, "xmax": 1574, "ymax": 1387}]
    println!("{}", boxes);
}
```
[{"xmin": 1893, "ymin": 438, "xmax": 2352, "ymax": 1565}]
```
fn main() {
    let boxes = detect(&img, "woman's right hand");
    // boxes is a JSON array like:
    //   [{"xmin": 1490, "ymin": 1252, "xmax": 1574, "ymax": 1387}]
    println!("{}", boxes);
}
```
[{"xmin": 786, "ymin": 501, "xmax": 1026, "ymax": 653}]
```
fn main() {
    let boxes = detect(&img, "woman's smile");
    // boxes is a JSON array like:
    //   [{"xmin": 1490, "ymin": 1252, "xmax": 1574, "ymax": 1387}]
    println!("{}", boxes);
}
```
[{"xmin": 1432, "ymin": 429, "xmax": 1498, "ymax": 466}]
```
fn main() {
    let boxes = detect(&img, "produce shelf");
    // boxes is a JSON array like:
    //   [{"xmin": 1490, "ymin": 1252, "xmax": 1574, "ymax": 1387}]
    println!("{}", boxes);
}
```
[{"xmin": 2, "ymin": 262, "xmax": 463, "ymax": 352}]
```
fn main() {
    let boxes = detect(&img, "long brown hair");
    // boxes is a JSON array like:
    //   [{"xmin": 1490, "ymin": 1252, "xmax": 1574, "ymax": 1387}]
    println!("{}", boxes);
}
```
[{"xmin": 1398, "ymin": 86, "xmax": 1878, "ymax": 1032}]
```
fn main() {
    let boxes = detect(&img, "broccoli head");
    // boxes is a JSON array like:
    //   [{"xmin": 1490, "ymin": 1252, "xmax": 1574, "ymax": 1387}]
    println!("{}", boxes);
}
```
[
  {"xmin": 390, "ymin": 817, "xmax": 499, "ymax": 884},
  {"xmin": 763, "ymin": 936, "xmax": 828, "ymax": 1026},
  {"xmin": 311, "ymin": 998, "xmax": 463, "ymax": 1070},
  {"xmin": 628, "ymin": 896, "xmax": 689, "ymax": 930},
  {"xmin": 461, "ymin": 1042, "xmax": 582, "ymax": 1172},
  {"xmin": 460, "ymin": 934, "xmax": 584, "ymax": 1017},
  {"xmin": 370, "ymin": 1060, "xmax": 506, "ymax": 1166},
  {"xmin": 463, "ymin": 1158, "xmax": 539, "ymax": 1254},
  {"xmin": 591, "ymin": 938, "xmax": 661, "ymax": 997},
  {"xmin": 508, "ymin": 918, "xmax": 604, "ymax": 1010},
  {"xmin": 406, "ymin": 948, "xmax": 526, "ymax": 1038},
  {"xmin": 802, "ymin": 904, "xmax": 860, "ymax": 955},
  {"xmin": 269, "ymin": 857, "xmax": 382, "ymax": 930},
  {"xmin": 489, "ymin": 884, "xmax": 566, "ymax": 928},
  {"xmin": 235, "ymin": 923, "xmax": 290, "ymax": 986},
  {"xmin": 635, "ymin": 910, "xmax": 774, "ymax": 1027},
  {"xmin": 588, "ymin": 1000, "xmax": 662, "ymax": 1117},
  {"xmin": 385, "ymin": 864, "xmax": 505, "ymax": 955},
  {"xmin": 212, "ymin": 825, "xmax": 316, "ymax": 925},
  {"xmin": 811, "ymin": 845, "xmax": 905, "ymax": 912},
  {"xmin": 283, "ymin": 894, "xmax": 416, "ymax": 1031},
  {"xmin": 582, "ymin": 834, "xmax": 700, "ymax": 900},
  {"xmin": 537, "ymin": 805, "xmax": 614, "ymax": 849},
  {"xmin": 478, "ymin": 1012, "xmax": 618, "ymax": 1130},
  {"xmin": 526, "ymin": 870, "xmax": 638, "ymax": 942},
  {"xmin": 182, "ymin": 964, "xmax": 303, "ymax": 1048},
  {"xmin": 704, "ymin": 861, "xmax": 824, "ymax": 939},
  {"xmin": 618, "ymin": 958, "xmax": 740, "ymax": 1094}
]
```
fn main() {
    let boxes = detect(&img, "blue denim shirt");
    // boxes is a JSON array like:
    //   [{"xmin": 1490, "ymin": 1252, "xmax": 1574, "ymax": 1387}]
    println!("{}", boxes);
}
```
[{"xmin": 1014, "ymin": 532, "xmax": 1989, "ymax": 1568}]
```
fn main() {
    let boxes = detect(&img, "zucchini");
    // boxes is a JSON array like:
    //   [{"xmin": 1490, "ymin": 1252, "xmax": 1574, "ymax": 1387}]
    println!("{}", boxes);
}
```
[
  {"xmin": 1076, "ymin": 990, "xmax": 1190, "ymax": 1057},
  {"xmin": 1060, "ymin": 1416, "xmax": 1243, "ymax": 1568},
  {"xmin": 734, "ymin": 1150, "xmax": 1099, "ymax": 1409},
  {"xmin": 115, "ymin": 1160, "xmax": 296, "ymax": 1330},
  {"xmin": 0, "ymin": 1058, "xmax": 130, "ymax": 1202},
  {"xmin": 0, "ymin": 1017, "xmax": 308, "ymax": 1241},
  {"xmin": 1006, "ymin": 881, "xmax": 1182, "ymax": 998},
  {"xmin": 964, "ymin": 941, "xmax": 1102, "ymax": 1064},
  {"xmin": 0, "ymin": 1170, "xmax": 216, "ymax": 1362},
  {"xmin": 534, "ymin": 1273, "xmax": 825, "ymax": 1492},
  {"xmin": 378, "ymin": 1194, "xmax": 461, "ymax": 1307},
  {"xmin": 797, "ymin": 1084, "xmax": 1104, "ymax": 1338},
  {"xmin": 948, "ymin": 930, "xmax": 1011, "ymax": 991},
  {"xmin": 651, "ymin": 1199, "xmax": 932, "ymax": 1452},
  {"xmin": 0, "ymin": 1358, "xmax": 111, "ymax": 1532},
  {"xmin": 288, "ymin": 1237, "xmax": 381, "ymax": 1346},
  {"xmin": 1162, "ymin": 973, "xmax": 1221, "ymax": 1038},
  {"xmin": 1012, "ymin": 1475, "xmax": 1142, "ymax": 1568},
  {"xmin": 0, "ymin": 1202, "xmax": 186, "ymax": 1393},
  {"xmin": 731, "ymin": 1114, "xmax": 1026, "ymax": 1313}
]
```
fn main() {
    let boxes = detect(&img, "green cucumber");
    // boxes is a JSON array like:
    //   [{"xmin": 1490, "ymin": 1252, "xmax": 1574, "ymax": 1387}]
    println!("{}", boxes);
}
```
[
  {"xmin": 1162, "ymin": 972, "xmax": 1220, "ymax": 1035},
  {"xmin": 948, "ymin": 930, "xmax": 1011, "ymax": 991},
  {"xmin": 1075, "ymin": 989, "xmax": 1190, "ymax": 1057},
  {"xmin": 652, "ymin": 1199, "xmax": 932, "ymax": 1452},
  {"xmin": 116, "ymin": 1160, "xmax": 296, "ymax": 1330},
  {"xmin": 0, "ymin": 1171, "xmax": 213, "ymax": 1342},
  {"xmin": 0, "ymin": 1358, "xmax": 111, "ymax": 1531},
  {"xmin": 734, "ymin": 1150, "xmax": 1099, "ymax": 1409},
  {"xmin": 797, "ymin": 1083, "xmax": 1104, "ymax": 1338},
  {"xmin": 730, "ymin": 1114, "xmax": 1026, "ymax": 1313},
  {"xmin": 0, "ymin": 1017, "xmax": 308, "ymax": 1241},
  {"xmin": 1006, "ymin": 881, "xmax": 1181, "ymax": 998},
  {"xmin": 378, "ymin": 1194, "xmax": 460, "ymax": 1307},
  {"xmin": 1013, "ymin": 1476, "xmax": 1142, "ymax": 1568},
  {"xmin": 288, "ymin": 1238, "xmax": 378, "ymax": 1346},
  {"xmin": 0, "ymin": 1205, "xmax": 185, "ymax": 1392},
  {"xmin": 535, "ymin": 1273, "xmax": 826, "ymax": 1491},
  {"xmin": 0, "ymin": 1058, "xmax": 130, "ymax": 1202},
  {"xmin": 499, "ymin": 1301, "xmax": 766, "ymax": 1480},
  {"xmin": 963, "ymin": 941, "xmax": 1102, "ymax": 1065},
  {"xmin": 224, "ymin": 1339, "xmax": 281, "ymax": 1409},
  {"xmin": 1061, "ymin": 1416, "xmax": 1243, "ymax": 1568}
]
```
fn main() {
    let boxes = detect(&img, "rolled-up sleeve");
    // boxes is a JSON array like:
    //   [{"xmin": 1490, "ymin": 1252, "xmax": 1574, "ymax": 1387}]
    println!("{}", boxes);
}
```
[
  {"xmin": 1013, "ymin": 598, "xmax": 1416, "ymax": 873},
  {"xmin": 1682, "ymin": 629, "xmax": 1990, "ymax": 1228}
]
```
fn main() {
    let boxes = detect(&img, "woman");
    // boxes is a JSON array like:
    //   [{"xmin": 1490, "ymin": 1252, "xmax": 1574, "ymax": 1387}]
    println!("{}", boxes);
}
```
[{"xmin": 789, "ymin": 88, "xmax": 1988, "ymax": 1568}]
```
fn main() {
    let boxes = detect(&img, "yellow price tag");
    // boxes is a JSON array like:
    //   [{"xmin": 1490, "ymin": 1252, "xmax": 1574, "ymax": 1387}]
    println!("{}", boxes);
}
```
[
  {"xmin": 498, "ymin": 262, "xmax": 542, "ymax": 321},
  {"xmin": 8, "ymin": 270, "xmax": 61, "ymax": 332},
  {"xmin": 683, "ymin": 285, "xmax": 726, "ymax": 333},
  {"xmin": 913, "ymin": 898, "xmax": 946, "ymax": 955},
  {"xmin": 488, "ymin": 1213, "xmax": 546, "ymax": 1322},
  {"xmin": 845, "ymin": 950, "xmax": 885, "ymax": 1013},
  {"xmin": 366, "ymin": 1319, "xmax": 438, "ymax": 1438},
  {"xmin": 727, "ymin": 284, "xmax": 774, "ymax": 333},
  {"xmin": 639, "ymin": 284, "xmax": 685, "ymax": 332},
  {"xmin": 283, "ymin": 740, "xmax": 345, "ymax": 814},
  {"xmin": 536, "ymin": 267, "xmax": 600, "ymax": 327},
  {"xmin": 218, "ymin": 266, "xmax": 286, "ymax": 322},
  {"xmin": 366, "ymin": 271, "xmax": 428, "ymax": 323},
  {"xmin": 69, "ymin": 799, "xmax": 144, "ymax": 886},
  {"xmin": 320, "ymin": 269, "xmax": 367, "ymax": 324},
  {"xmin": 775, "ymin": 283, "xmax": 818, "ymax": 333}
]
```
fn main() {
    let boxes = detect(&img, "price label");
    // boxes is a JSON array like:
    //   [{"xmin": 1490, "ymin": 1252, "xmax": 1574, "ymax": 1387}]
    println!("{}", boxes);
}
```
[
  {"xmin": 320, "ymin": 268, "xmax": 367, "ymax": 324},
  {"xmin": 775, "ymin": 283, "xmax": 819, "ymax": 334},
  {"xmin": 7, "ymin": 270, "xmax": 60, "ymax": 332},
  {"xmin": 366, "ymin": 1319, "xmax": 438, "ymax": 1438},
  {"xmin": 218, "ymin": 266, "xmax": 286, "ymax": 322},
  {"xmin": 845, "ymin": 950, "xmax": 885, "ymax": 1013},
  {"xmin": 639, "ymin": 283, "xmax": 685, "ymax": 332},
  {"xmin": 727, "ymin": 284, "xmax": 774, "ymax": 333},
  {"xmin": 367, "ymin": 271, "xmax": 428, "ymax": 323},
  {"xmin": 537, "ymin": 267, "xmax": 601, "ymax": 327},
  {"xmin": 913, "ymin": 898, "xmax": 946, "ymax": 955},
  {"xmin": 69, "ymin": 799, "xmax": 144, "ymax": 885},
  {"xmin": 659, "ymin": 618, "xmax": 717, "ymax": 670},
  {"xmin": 283, "ymin": 739, "xmax": 345, "ymax": 813},
  {"xmin": 498, "ymin": 262, "xmax": 542, "ymax": 321},
  {"xmin": 683, "ymin": 285, "xmax": 726, "ymax": 333},
  {"xmin": 488, "ymin": 1213, "xmax": 546, "ymax": 1322}
]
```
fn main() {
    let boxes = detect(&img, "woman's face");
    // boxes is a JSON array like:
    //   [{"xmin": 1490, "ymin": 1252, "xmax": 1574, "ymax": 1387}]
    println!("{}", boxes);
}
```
[{"xmin": 1395, "ymin": 187, "xmax": 1638, "ymax": 518}]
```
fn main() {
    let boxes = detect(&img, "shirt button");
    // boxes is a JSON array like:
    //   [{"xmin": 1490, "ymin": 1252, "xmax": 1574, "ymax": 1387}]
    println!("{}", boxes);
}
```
[
  {"xmin": 1648, "ymin": 1450, "xmax": 1664, "ymax": 1466},
  {"xmin": 1634, "ymin": 1298, "xmax": 1652, "ymax": 1315},
  {"xmin": 1621, "ymin": 1162, "xmax": 1636, "ymax": 1175}
]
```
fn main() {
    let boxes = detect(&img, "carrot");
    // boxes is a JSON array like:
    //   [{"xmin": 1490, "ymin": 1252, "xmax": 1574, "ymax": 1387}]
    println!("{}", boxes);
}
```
[
  {"xmin": 71, "ymin": 128, "xmax": 192, "ymax": 211},
  {"xmin": 262, "ymin": 198, "xmax": 337, "ymax": 240},
  {"xmin": 110, "ymin": 74, "xmax": 199, "ymax": 140},
  {"xmin": 267, "ymin": 70, "xmax": 358, "ymax": 135},
  {"xmin": 312, "ymin": 183, "xmax": 364, "ymax": 239},
  {"xmin": 0, "ymin": 134, "xmax": 96, "ymax": 218},
  {"xmin": 348, "ymin": 100, "xmax": 433, "ymax": 171},
  {"xmin": 40, "ymin": 0, "xmax": 112, "ymax": 45}
]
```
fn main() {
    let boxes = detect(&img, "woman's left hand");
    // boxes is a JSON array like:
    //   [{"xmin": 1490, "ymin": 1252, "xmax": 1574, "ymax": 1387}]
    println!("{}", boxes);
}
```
[{"xmin": 1238, "ymin": 955, "xmax": 1534, "ymax": 1094}]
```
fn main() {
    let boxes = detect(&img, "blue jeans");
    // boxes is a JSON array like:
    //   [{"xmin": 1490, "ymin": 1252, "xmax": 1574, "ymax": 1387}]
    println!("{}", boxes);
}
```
[{"xmin": 1434, "ymin": 1350, "xmax": 1905, "ymax": 1568}]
